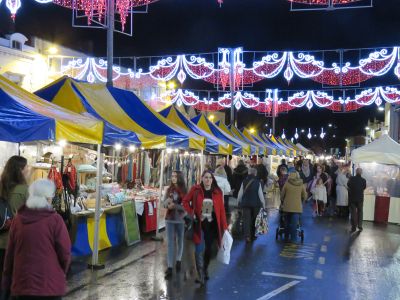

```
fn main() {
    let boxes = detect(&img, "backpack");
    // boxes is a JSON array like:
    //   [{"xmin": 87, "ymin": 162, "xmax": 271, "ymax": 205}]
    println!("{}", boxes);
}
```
[{"xmin": 0, "ymin": 197, "xmax": 13, "ymax": 233}]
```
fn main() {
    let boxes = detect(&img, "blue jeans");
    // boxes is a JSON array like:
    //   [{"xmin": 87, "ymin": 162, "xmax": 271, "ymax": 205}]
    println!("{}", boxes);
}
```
[
  {"xmin": 285, "ymin": 213, "xmax": 300, "ymax": 242},
  {"xmin": 166, "ymin": 222, "xmax": 184, "ymax": 268}
]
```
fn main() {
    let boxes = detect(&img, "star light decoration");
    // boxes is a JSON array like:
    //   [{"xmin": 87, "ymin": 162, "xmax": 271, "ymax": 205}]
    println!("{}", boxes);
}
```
[
  {"xmin": 1, "ymin": 0, "xmax": 158, "ymax": 26},
  {"xmin": 59, "ymin": 47, "xmax": 400, "ymax": 89},
  {"xmin": 158, "ymin": 86, "xmax": 400, "ymax": 113}
]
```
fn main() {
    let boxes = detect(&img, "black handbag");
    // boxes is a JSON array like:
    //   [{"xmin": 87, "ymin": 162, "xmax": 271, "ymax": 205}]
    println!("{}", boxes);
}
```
[{"xmin": 184, "ymin": 190, "xmax": 198, "ymax": 240}]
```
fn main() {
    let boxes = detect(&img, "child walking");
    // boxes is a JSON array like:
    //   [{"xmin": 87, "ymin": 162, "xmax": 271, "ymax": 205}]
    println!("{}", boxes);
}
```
[{"xmin": 312, "ymin": 178, "xmax": 327, "ymax": 216}]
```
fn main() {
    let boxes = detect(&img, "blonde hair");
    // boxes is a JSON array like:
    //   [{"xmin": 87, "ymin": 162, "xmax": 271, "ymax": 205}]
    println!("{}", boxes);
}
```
[{"xmin": 26, "ymin": 179, "xmax": 55, "ymax": 209}]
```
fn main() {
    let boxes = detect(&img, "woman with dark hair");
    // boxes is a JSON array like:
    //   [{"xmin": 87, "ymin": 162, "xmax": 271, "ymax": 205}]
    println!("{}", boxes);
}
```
[
  {"xmin": 183, "ymin": 170, "xmax": 228, "ymax": 285},
  {"xmin": 163, "ymin": 171, "xmax": 187, "ymax": 279},
  {"xmin": 0, "ymin": 156, "xmax": 29, "ymax": 283}
]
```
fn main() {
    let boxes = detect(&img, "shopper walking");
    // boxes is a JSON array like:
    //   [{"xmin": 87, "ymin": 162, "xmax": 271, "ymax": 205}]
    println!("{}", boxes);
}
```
[
  {"xmin": 281, "ymin": 168, "xmax": 307, "ymax": 242},
  {"xmin": 0, "ymin": 156, "xmax": 30, "ymax": 285},
  {"xmin": 299, "ymin": 159, "xmax": 313, "ymax": 194},
  {"xmin": 163, "ymin": 171, "xmax": 187, "ymax": 279},
  {"xmin": 336, "ymin": 166, "xmax": 349, "ymax": 218},
  {"xmin": 348, "ymin": 168, "xmax": 367, "ymax": 233},
  {"xmin": 232, "ymin": 160, "xmax": 248, "ymax": 198},
  {"xmin": 312, "ymin": 178, "xmax": 327, "ymax": 216},
  {"xmin": 214, "ymin": 166, "xmax": 232, "ymax": 214},
  {"xmin": 237, "ymin": 168, "xmax": 265, "ymax": 243},
  {"xmin": 1, "ymin": 179, "xmax": 71, "ymax": 300},
  {"xmin": 183, "ymin": 171, "xmax": 227, "ymax": 285},
  {"xmin": 276, "ymin": 159, "xmax": 288, "ymax": 177}
]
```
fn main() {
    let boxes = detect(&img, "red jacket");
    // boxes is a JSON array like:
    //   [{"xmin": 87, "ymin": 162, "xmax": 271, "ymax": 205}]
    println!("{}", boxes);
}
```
[
  {"xmin": 2, "ymin": 205, "xmax": 71, "ymax": 297},
  {"xmin": 183, "ymin": 185, "xmax": 228, "ymax": 247}
]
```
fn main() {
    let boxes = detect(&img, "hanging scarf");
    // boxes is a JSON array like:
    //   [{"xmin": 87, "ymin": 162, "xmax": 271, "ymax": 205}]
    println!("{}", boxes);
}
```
[
  {"xmin": 48, "ymin": 166, "xmax": 63, "ymax": 191},
  {"xmin": 63, "ymin": 162, "xmax": 77, "ymax": 192}
]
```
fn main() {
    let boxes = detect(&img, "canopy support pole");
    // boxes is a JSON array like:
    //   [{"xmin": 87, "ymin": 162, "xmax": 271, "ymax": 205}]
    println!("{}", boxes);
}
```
[
  {"xmin": 106, "ymin": 0, "xmax": 114, "ymax": 87},
  {"xmin": 200, "ymin": 150, "xmax": 204, "ymax": 177},
  {"xmin": 272, "ymin": 89, "xmax": 278, "ymax": 136},
  {"xmin": 153, "ymin": 149, "xmax": 165, "ymax": 241},
  {"xmin": 88, "ymin": 144, "xmax": 105, "ymax": 270}
]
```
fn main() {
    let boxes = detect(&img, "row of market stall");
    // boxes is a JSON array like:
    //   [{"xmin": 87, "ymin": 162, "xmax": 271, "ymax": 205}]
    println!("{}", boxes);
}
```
[{"xmin": 0, "ymin": 75, "xmax": 307, "ymax": 260}]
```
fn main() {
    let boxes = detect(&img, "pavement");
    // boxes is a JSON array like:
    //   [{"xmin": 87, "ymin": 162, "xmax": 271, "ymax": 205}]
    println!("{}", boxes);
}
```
[{"xmin": 65, "ymin": 200, "xmax": 400, "ymax": 300}]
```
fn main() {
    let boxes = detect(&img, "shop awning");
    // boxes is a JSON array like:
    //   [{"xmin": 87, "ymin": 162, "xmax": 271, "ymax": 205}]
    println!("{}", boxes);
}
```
[
  {"xmin": 296, "ymin": 143, "xmax": 312, "ymax": 154},
  {"xmin": 35, "ymin": 77, "xmax": 141, "ymax": 147},
  {"xmin": 241, "ymin": 128, "xmax": 273, "ymax": 155},
  {"xmin": 216, "ymin": 121, "xmax": 258, "ymax": 155},
  {"xmin": 351, "ymin": 134, "xmax": 400, "ymax": 165},
  {"xmin": 159, "ymin": 106, "xmax": 232, "ymax": 155},
  {"xmin": 36, "ymin": 77, "xmax": 205, "ymax": 150},
  {"xmin": 0, "ymin": 75, "xmax": 103, "ymax": 144},
  {"xmin": 191, "ymin": 114, "xmax": 250, "ymax": 156},
  {"xmin": 257, "ymin": 133, "xmax": 280, "ymax": 155},
  {"xmin": 276, "ymin": 136, "xmax": 296, "ymax": 156}
]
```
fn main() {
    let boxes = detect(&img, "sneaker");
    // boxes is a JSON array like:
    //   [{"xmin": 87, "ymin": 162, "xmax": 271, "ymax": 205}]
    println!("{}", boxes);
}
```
[
  {"xmin": 204, "ymin": 269, "xmax": 210, "ymax": 281},
  {"xmin": 164, "ymin": 267, "xmax": 173, "ymax": 279},
  {"xmin": 176, "ymin": 261, "xmax": 181, "ymax": 272}
]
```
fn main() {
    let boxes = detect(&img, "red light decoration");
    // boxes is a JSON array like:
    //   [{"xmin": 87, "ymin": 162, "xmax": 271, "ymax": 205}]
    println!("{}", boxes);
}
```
[{"xmin": 289, "ymin": 0, "xmax": 364, "ymax": 4}]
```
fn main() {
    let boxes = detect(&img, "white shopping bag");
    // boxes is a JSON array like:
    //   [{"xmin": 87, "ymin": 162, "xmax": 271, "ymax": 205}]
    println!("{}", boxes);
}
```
[{"xmin": 217, "ymin": 230, "xmax": 233, "ymax": 265}]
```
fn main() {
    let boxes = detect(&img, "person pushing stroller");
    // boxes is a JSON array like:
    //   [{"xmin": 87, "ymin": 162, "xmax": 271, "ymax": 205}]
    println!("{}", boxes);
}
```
[{"xmin": 280, "ymin": 168, "xmax": 307, "ymax": 242}]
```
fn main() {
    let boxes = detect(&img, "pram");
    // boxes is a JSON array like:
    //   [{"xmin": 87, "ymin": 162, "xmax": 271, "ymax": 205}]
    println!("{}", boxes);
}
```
[{"xmin": 275, "ymin": 210, "xmax": 304, "ymax": 243}]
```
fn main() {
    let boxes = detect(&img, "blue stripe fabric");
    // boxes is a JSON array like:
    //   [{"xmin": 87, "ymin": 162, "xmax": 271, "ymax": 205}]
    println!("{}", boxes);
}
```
[
  {"xmin": 105, "ymin": 213, "xmax": 125, "ymax": 247},
  {"xmin": 71, "ymin": 217, "xmax": 92, "ymax": 256},
  {"xmin": 0, "ymin": 89, "xmax": 55, "ymax": 142}
]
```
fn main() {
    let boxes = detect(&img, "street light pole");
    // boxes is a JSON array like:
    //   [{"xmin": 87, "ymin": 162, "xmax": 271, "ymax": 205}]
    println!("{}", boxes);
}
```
[
  {"xmin": 229, "ymin": 48, "xmax": 235, "ymax": 126},
  {"xmin": 106, "ymin": 0, "xmax": 114, "ymax": 87},
  {"xmin": 272, "ymin": 89, "xmax": 278, "ymax": 136}
]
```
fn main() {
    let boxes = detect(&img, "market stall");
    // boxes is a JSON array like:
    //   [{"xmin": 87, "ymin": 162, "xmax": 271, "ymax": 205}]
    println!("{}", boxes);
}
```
[
  {"xmin": 217, "ymin": 122, "xmax": 258, "ymax": 155},
  {"xmin": 351, "ymin": 134, "xmax": 400, "ymax": 224}
]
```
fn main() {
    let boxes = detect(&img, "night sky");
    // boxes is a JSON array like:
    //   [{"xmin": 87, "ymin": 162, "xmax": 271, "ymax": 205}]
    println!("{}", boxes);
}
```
[{"xmin": 1, "ymin": 0, "xmax": 399, "ymax": 153}]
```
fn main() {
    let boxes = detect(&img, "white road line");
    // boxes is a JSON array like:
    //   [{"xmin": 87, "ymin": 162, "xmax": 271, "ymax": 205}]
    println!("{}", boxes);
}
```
[
  {"xmin": 318, "ymin": 256, "xmax": 326, "ymax": 264},
  {"xmin": 261, "ymin": 272, "xmax": 307, "ymax": 280},
  {"xmin": 256, "ymin": 280, "xmax": 301, "ymax": 300},
  {"xmin": 320, "ymin": 245, "xmax": 327, "ymax": 252}
]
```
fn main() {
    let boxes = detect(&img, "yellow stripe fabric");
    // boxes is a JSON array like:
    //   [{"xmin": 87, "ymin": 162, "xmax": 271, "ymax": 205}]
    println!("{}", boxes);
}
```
[
  {"xmin": 87, "ymin": 214, "xmax": 112, "ymax": 251},
  {"xmin": 1, "ymin": 75, "xmax": 103, "ymax": 144}
]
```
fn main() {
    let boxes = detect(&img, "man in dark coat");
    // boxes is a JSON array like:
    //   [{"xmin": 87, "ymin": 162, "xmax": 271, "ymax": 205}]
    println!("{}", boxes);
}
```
[
  {"xmin": 276, "ymin": 159, "xmax": 288, "ymax": 177},
  {"xmin": 237, "ymin": 168, "xmax": 265, "ymax": 242},
  {"xmin": 347, "ymin": 168, "xmax": 367, "ymax": 233},
  {"xmin": 232, "ymin": 160, "xmax": 248, "ymax": 198}
]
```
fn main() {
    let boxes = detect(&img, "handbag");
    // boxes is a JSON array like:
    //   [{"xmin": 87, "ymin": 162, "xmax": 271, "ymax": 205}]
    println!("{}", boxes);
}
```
[
  {"xmin": 184, "ymin": 190, "xmax": 198, "ymax": 240},
  {"xmin": 255, "ymin": 208, "xmax": 269, "ymax": 236}
]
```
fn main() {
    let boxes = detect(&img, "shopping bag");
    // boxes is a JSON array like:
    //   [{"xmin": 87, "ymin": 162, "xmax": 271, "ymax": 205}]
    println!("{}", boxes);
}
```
[
  {"xmin": 230, "ymin": 208, "xmax": 244, "ymax": 239},
  {"xmin": 217, "ymin": 230, "xmax": 233, "ymax": 265},
  {"xmin": 255, "ymin": 208, "xmax": 269, "ymax": 236}
]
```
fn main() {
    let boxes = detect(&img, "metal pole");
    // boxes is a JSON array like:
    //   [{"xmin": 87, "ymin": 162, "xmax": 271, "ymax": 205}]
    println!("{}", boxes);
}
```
[
  {"xmin": 154, "ymin": 149, "xmax": 165, "ymax": 240},
  {"xmin": 272, "ymin": 89, "xmax": 277, "ymax": 136},
  {"xmin": 200, "ymin": 150, "xmax": 204, "ymax": 176},
  {"xmin": 106, "ymin": 0, "xmax": 114, "ymax": 87},
  {"xmin": 229, "ymin": 48, "xmax": 235, "ymax": 126},
  {"xmin": 89, "ymin": 144, "xmax": 104, "ymax": 269}
]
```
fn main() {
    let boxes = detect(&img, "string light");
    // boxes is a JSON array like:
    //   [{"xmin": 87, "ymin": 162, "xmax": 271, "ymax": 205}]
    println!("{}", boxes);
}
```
[
  {"xmin": 58, "ymin": 47, "xmax": 400, "ymax": 89},
  {"xmin": 307, "ymin": 128, "xmax": 312, "ymax": 139},
  {"xmin": 281, "ymin": 129, "xmax": 286, "ymax": 139},
  {"xmin": 320, "ymin": 127, "xmax": 325, "ymax": 139},
  {"xmin": 294, "ymin": 128, "xmax": 299, "ymax": 139}
]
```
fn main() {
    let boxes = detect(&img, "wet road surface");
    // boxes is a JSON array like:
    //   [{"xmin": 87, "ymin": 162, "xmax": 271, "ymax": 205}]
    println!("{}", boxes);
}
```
[{"xmin": 65, "ymin": 202, "xmax": 400, "ymax": 300}]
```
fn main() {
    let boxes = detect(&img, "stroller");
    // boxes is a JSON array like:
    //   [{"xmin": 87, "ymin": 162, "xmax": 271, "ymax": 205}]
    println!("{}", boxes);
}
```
[{"xmin": 275, "ymin": 210, "xmax": 304, "ymax": 243}]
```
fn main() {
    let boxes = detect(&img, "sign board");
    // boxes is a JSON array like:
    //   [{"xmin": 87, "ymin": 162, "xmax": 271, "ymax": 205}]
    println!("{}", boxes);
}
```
[{"xmin": 122, "ymin": 200, "xmax": 141, "ymax": 246}]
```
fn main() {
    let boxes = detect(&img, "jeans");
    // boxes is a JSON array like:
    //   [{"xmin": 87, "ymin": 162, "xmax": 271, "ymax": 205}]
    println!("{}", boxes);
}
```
[
  {"xmin": 350, "ymin": 201, "xmax": 363, "ymax": 229},
  {"xmin": 285, "ymin": 213, "xmax": 300, "ymax": 242},
  {"xmin": 243, "ymin": 207, "xmax": 260, "ymax": 239},
  {"xmin": 166, "ymin": 222, "xmax": 184, "ymax": 268}
]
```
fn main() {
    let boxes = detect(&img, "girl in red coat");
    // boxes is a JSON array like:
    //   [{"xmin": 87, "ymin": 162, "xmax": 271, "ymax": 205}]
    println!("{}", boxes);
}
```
[
  {"xmin": 2, "ymin": 179, "xmax": 71, "ymax": 300},
  {"xmin": 183, "ymin": 170, "xmax": 228, "ymax": 285}
]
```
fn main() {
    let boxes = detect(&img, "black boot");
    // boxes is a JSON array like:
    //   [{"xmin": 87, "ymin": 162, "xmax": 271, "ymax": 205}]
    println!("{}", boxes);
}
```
[
  {"xmin": 176, "ymin": 261, "xmax": 181, "ymax": 272},
  {"xmin": 164, "ymin": 267, "xmax": 173, "ymax": 279},
  {"xmin": 195, "ymin": 252, "xmax": 205, "ymax": 286}
]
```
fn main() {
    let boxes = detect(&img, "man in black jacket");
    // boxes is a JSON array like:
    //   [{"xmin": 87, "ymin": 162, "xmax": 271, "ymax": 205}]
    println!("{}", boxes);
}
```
[{"xmin": 348, "ymin": 168, "xmax": 367, "ymax": 233}]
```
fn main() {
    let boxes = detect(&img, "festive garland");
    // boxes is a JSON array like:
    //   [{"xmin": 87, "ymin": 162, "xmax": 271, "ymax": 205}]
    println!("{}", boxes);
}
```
[
  {"xmin": 160, "ymin": 86, "xmax": 400, "ymax": 114},
  {"xmin": 59, "ymin": 47, "xmax": 400, "ymax": 88}
]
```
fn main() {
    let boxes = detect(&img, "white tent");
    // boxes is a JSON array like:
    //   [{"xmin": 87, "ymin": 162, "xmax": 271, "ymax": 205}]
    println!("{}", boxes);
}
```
[
  {"xmin": 296, "ymin": 143, "xmax": 312, "ymax": 153},
  {"xmin": 351, "ymin": 134, "xmax": 400, "ymax": 165}
]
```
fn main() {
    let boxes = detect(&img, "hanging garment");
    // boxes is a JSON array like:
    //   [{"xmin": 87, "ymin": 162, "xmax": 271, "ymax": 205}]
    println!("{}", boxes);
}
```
[
  {"xmin": 144, "ymin": 152, "xmax": 151, "ymax": 186},
  {"xmin": 122, "ymin": 161, "xmax": 128, "ymax": 183},
  {"xmin": 48, "ymin": 165, "xmax": 63, "ymax": 191},
  {"xmin": 127, "ymin": 154, "xmax": 133, "ymax": 182},
  {"xmin": 63, "ymin": 161, "xmax": 77, "ymax": 193}
]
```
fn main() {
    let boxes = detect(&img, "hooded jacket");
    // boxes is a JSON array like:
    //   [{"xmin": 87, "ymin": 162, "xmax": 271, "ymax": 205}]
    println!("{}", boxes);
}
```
[
  {"xmin": 2, "ymin": 205, "xmax": 71, "ymax": 297},
  {"xmin": 232, "ymin": 164, "xmax": 248, "ymax": 197},
  {"xmin": 281, "ymin": 174, "xmax": 308, "ymax": 213}
]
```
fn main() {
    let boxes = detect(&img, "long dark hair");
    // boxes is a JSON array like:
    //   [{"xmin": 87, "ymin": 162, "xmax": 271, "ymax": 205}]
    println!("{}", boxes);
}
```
[
  {"xmin": 0, "ymin": 156, "xmax": 28, "ymax": 199},
  {"xmin": 200, "ymin": 170, "xmax": 221, "ymax": 192},
  {"xmin": 168, "ymin": 170, "xmax": 187, "ymax": 194}
]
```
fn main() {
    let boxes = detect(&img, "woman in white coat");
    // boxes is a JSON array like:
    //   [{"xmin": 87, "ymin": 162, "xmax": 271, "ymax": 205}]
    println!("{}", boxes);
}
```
[
  {"xmin": 336, "ymin": 166, "xmax": 349, "ymax": 218},
  {"xmin": 214, "ymin": 166, "xmax": 232, "ymax": 214}
]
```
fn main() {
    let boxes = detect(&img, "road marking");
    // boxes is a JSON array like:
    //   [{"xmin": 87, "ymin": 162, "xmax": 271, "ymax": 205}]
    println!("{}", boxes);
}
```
[
  {"xmin": 314, "ymin": 270, "xmax": 323, "ymax": 279},
  {"xmin": 261, "ymin": 272, "xmax": 307, "ymax": 280},
  {"xmin": 280, "ymin": 243, "xmax": 317, "ymax": 259},
  {"xmin": 256, "ymin": 280, "xmax": 301, "ymax": 300},
  {"xmin": 323, "ymin": 236, "xmax": 331, "ymax": 242},
  {"xmin": 318, "ymin": 256, "xmax": 326, "ymax": 264},
  {"xmin": 320, "ymin": 245, "xmax": 327, "ymax": 252}
]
